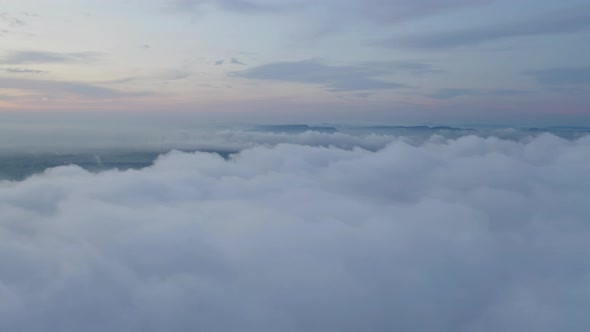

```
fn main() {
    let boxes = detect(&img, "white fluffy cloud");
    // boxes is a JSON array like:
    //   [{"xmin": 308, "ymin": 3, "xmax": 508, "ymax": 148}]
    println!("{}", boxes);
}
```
[
  {"xmin": 0, "ymin": 127, "xmax": 401, "ymax": 153},
  {"xmin": 1, "ymin": 133, "xmax": 590, "ymax": 331}
]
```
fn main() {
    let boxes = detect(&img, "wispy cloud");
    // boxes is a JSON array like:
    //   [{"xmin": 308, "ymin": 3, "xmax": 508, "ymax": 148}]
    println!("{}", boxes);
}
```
[
  {"xmin": 0, "ymin": 77, "xmax": 146, "ymax": 98},
  {"xmin": 168, "ymin": 0, "xmax": 489, "ymax": 24},
  {"xmin": 231, "ymin": 60, "xmax": 412, "ymax": 92},
  {"xmin": 428, "ymin": 88, "xmax": 529, "ymax": 99},
  {"xmin": 1, "ymin": 68, "xmax": 45, "ymax": 74},
  {"xmin": 100, "ymin": 69, "xmax": 193, "ymax": 85},
  {"xmin": 366, "ymin": 61, "xmax": 445, "ymax": 75},
  {"xmin": 525, "ymin": 67, "xmax": 590, "ymax": 86},
  {"xmin": 388, "ymin": 5, "xmax": 590, "ymax": 49},
  {"xmin": 230, "ymin": 57, "xmax": 246, "ymax": 65},
  {"xmin": 0, "ymin": 51, "xmax": 102, "ymax": 65},
  {"xmin": 215, "ymin": 58, "xmax": 247, "ymax": 66},
  {"xmin": 343, "ymin": 0, "xmax": 490, "ymax": 25},
  {"xmin": 167, "ymin": 0, "xmax": 295, "ymax": 14},
  {"xmin": 0, "ymin": 12, "xmax": 25, "ymax": 27},
  {"xmin": 157, "ymin": 69, "xmax": 192, "ymax": 81}
]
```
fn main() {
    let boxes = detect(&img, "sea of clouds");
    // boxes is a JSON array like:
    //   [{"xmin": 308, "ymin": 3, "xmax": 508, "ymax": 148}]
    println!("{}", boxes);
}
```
[{"xmin": 1, "ymin": 132, "xmax": 590, "ymax": 331}]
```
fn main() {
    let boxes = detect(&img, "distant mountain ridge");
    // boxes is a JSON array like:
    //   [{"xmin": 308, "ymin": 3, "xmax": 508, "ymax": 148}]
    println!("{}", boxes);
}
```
[{"xmin": 253, "ymin": 125, "xmax": 339, "ymax": 133}]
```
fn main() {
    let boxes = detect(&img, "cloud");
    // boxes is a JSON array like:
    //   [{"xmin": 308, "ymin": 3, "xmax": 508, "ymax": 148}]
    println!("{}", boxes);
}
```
[
  {"xmin": 231, "ymin": 60, "xmax": 411, "ymax": 91},
  {"xmin": 0, "ymin": 51, "xmax": 102, "ymax": 65},
  {"xmin": 525, "ymin": 67, "xmax": 590, "ymax": 86},
  {"xmin": 0, "ymin": 126, "xmax": 400, "ymax": 153},
  {"xmin": 0, "ymin": 12, "xmax": 25, "ymax": 27},
  {"xmin": 156, "ymin": 69, "xmax": 192, "ymax": 81},
  {"xmin": 428, "ymin": 88, "xmax": 529, "ymax": 99},
  {"xmin": 3, "ymin": 124, "xmax": 587, "ymax": 156},
  {"xmin": 390, "ymin": 5, "xmax": 590, "ymax": 49},
  {"xmin": 339, "ymin": 0, "xmax": 489, "ymax": 25},
  {"xmin": 167, "ymin": 0, "xmax": 488, "ymax": 25},
  {"xmin": 230, "ymin": 57, "xmax": 246, "ymax": 65},
  {"xmin": 168, "ymin": 0, "xmax": 297, "ymax": 14},
  {"xmin": 214, "ymin": 58, "xmax": 247, "ymax": 66},
  {"xmin": 353, "ymin": 92, "xmax": 376, "ymax": 99},
  {"xmin": 0, "ymin": 133, "xmax": 589, "ymax": 331},
  {"xmin": 0, "ymin": 77, "xmax": 144, "ymax": 98},
  {"xmin": 1, "ymin": 68, "xmax": 45, "ymax": 74},
  {"xmin": 100, "ymin": 69, "xmax": 192, "ymax": 86},
  {"xmin": 383, "ymin": 61, "xmax": 445, "ymax": 75}
]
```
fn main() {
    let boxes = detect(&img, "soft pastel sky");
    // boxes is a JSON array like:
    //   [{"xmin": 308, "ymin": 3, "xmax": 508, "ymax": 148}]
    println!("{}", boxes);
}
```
[{"xmin": 0, "ymin": 0, "xmax": 589, "ymax": 124}]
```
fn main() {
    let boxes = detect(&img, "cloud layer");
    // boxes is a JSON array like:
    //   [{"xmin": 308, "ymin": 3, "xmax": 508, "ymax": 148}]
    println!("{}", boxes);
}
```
[{"xmin": 1, "ymin": 133, "xmax": 590, "ymax": 331}]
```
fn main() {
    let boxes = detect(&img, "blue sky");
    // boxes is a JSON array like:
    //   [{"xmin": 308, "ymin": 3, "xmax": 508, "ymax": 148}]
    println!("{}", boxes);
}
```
[{"xmin": 0, "ymin": 0, "xmax": 589, "ymax": 124}]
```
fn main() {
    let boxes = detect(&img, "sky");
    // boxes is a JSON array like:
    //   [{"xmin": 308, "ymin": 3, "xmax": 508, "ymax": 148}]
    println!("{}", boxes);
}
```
[{"xmin": 0, "ymin": 0, "xmax": 589, "ymax": 124}]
